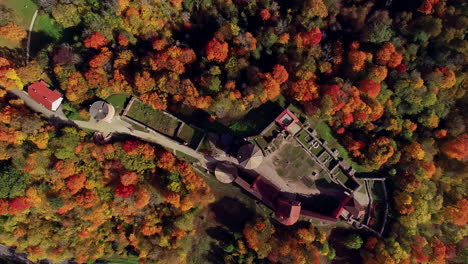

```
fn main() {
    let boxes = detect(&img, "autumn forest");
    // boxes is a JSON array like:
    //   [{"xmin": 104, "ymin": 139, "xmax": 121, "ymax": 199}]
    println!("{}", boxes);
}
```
[{"xmin": 0, "ymin": 0, "xmax": 466, "ymax": 263}]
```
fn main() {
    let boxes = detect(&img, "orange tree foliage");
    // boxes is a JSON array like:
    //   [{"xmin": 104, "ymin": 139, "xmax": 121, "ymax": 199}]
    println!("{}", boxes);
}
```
[
  {"xmin": 225, "ymin": 218, "xmax": 324, "ymax": 264},
  {"xmin": 206, "ymin": 38, "xmax": 229, "ymax": 63},
  {"xmin": 359, "ymin": 79, "xmax": 381, "ymax": 98},
  {"xmin": 445, "ymin": 199, "xmax": 468, "ymax": 226},
  {"xmin": 0, "ymin": 24, "xmax": 27, "ymax": 42},
  {"xmin": 140, "ymin": 92, "xmax": 167, "ymax": 110},
  {"xmin": 289, "ymin": 79, "xmax": 319, "ymax": 102},
  {"xmin": 121, "ymin": 171, "xmax": 138, "ymax": 186},
  {"xmin": 261, "ymin": 73, "xmax": 281, "ymax": 101},
  {"xmin": 376, "ymin": 42, "xmax": 402, "ymax": 68},
  {"xmin": 89, "ymin": 49, "xmax": 112, "ymax": 68},
  {"xmin": 84, "ymin": 32, "xmax": 109, "ymax": 49},
  {"xmin": 348, "ymin": 42, "xmax": 372, "ymax": 72},
  {"xmin": 66, "ymin": 173, "xmax": 87, "ymax": 195},
  {"xmin": 0, "ymin": 110, "xmax": 213, "ymax": 264},
  {"xmin": 442, "ymin": 134, "xmax": 468, "ymax": 161}
]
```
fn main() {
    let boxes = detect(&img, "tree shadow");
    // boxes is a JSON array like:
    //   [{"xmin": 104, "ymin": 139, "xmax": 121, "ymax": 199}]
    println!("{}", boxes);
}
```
[
  {"xmin": 208, "ymin": 196, "xmax": 255, "ymax": 233},
  {"xmin": 28, "ymin": 31, "xmax": 55, "ymax": 58},
  {"xmin": 328, "ymin": 228, "xmax": 366, "ymax": 264},
  {"xmin": 0, "ymin": 47, "xmax": 26, "ymax": 66}
]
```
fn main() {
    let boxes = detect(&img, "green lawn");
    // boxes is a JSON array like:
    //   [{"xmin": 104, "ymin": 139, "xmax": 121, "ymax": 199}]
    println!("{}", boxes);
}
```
[
  {"xmin": 274, "ymin": 143, "xmax": 317, "ymax": 181},
  {"xmin": 177, "ymin": 124, "xmax": 194, "ymax": 142},
  {"xmin": 106, "ymin": 94, "xmax": 131, "ymax": 114},
  {"xmin": 97, "ymin": 257, "xmax": 139, "ymax": 264},
  {"xmin": 0, "ymin": 0, "xmax": 62, "ymax": 48},
  {"xmin": 336, "ymin": 171, "xmax": 349, "ymax": 185},
  {"xmin": 228, "ymin": 101, "xmax": 283, "ymax": 137},
  {"xmin": 175, "ymin": 150, "xmax": 199, "ymax": 163},
  {"xmin": 310, "ymin": 119, "xmax": 368, "ymax": 172},
  {"xmin": 126, "ymin": 101, "xmax": 181, "ymax": 137},
  {"xmin": 176, "ymin": 124, "xmax": 205, "ymax": 149},
  {"xmin": 254, "ymin": 137, "xmax": 270, "ymax": 151}
]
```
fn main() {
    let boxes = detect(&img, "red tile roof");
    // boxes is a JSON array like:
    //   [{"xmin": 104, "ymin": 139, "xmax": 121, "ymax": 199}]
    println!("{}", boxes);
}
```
[
  {"xmin": 275, "ymin": 109, "xmax": 300, "ymax": 132},
  {"xmin": 344, "ymin": 197, "xmax": 365, "ymax": 219},
  {"xmin": 27, "ymin": 81, "xmax": 63, "ymax": 111},
  {"xmin": 301, "ymin": 209, "xmax": 338, "ymax": 224},
  {"xmin": 331, "ymin": 195, "xmax": 353, "ymax": 219},
  {"xmin": 275, "ymin": 197, "xmax": 301, "ymax": 225}
]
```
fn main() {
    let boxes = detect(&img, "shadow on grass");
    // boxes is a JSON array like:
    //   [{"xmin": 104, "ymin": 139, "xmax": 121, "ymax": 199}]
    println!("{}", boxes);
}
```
[
  {"xmin": 208, "ymin": 196, "xmax": 255, "ymax": 233},
  {"xmin": 328, "ymin": 228, "xmax": 366, "ymax": 264}
]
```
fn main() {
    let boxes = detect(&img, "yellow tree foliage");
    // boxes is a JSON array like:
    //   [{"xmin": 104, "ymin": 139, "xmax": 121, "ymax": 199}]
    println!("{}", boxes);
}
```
[
  {"xmin": 306, "ymin": 0, "xmax": 328, "ymax": 18},
  {"xmin": 368, "ymin": 65, "xmax": 388, "ymax": 82},
  {"xmin": 394, "ymin": 191, "xmax": 414, "ymax": 215},
  {"xmin": 29, "ymin": 129, "xmax": 49, "ymax": 149},
  {"xmin": 0, "ymin": 68, "xmax": 24, "ymax": 90},
  {"xmin": 16, "ymin": 62, "xmax": 45, "ymax": 84},
  {"xmin": 0, "ymin": 24, "xmax": 27, "ymax": 42},
  {"xmin": 402, "ymin": 142, "xmax": 425, "ymax": 160},
  {"xmin": 55, "ymin": 160, "xmax": 76, "ymax": 179}
]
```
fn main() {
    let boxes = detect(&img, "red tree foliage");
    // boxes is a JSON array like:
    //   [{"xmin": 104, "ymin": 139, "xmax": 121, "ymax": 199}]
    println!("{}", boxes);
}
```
[
  {"xmin": 115, "ymin": 184, "xmax": 135, "ymax": 198},
  {"xmin": 84, "ymin": 32, "xmax": 109, "ymax": 49},
  {"xmin": 8, "ymin": 197, "xmax": 32, "ymax": 213},
  {"xmin": 259, "ymin": 9, "xmax": 271, "ymax": 20},
  {"xmin": 359, "ymin": 79, "xmax": 381, "ymax": 98},
  {"xmin": 418, "ymin": 0, "xmax": 440, "ymax": 14},
  {"xmin": 118, "ymin": 34, "xmax": 129, "ymax": 46},
  {"xmin": 295, "ymin": 28, "xmax": 322, "ymax": 47},
  {"xmin": 123, "ymin": 140, "xmax": 139, "ymax": 153}
]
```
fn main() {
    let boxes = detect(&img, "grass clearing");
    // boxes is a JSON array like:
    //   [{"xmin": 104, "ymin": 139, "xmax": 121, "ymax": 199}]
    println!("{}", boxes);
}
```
[
  {"xmin": 176, "ymin": 124, "xmax": 204, "ymax": 149},
  {"xmin": 228, "ymin": 101, "xmax": 283, "ymax": 137},
  {"xmin": 0, "ymin": 0, "xmax": 62, "ymax": 48},
  {"xmin": 310, "ymin": 119, "xmax": 368, "ymax": 172},
  {"xmin": 273, "ymin": 142, "xmax": 317, "ymax": 181},
  {"xmin": 106, "ymin": 94, "xmax": 131, "ymax": 114},
  {"xmin": 97, "ymin": 257, "xmax": 139, "ymax": 264},
  {"xmin": 126, "ymin": 101, "xmax": 181, "ymax": 137},
  {"xmin": 175, "ymin": 150, "xmax": 199, "ymax": 163}
]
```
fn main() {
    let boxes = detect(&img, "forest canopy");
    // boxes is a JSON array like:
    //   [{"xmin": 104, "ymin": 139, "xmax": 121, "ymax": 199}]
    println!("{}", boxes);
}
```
[{"xmin": 0, "ymin": 0, "xmax": 466, "ymax": 263}]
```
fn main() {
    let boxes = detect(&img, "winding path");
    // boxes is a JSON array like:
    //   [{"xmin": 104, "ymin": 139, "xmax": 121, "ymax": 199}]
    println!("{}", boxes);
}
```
[
  {"xmin": 26, "ymin": 10, "xmax": 39, "ymax": 64},
  {"xmin": 7, "ymin": 89, "xmax": 234, "ymax": 169}
]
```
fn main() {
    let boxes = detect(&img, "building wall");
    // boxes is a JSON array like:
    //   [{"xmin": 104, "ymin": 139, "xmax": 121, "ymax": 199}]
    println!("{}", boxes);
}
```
[{"xmin": 51, "ymin": 97, "xmax": 63, "ymax": 111}]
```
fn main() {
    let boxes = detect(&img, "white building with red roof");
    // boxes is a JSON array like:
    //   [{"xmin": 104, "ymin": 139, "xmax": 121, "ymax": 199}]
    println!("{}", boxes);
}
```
[{"xmin": 27, "ymin": 81, "xmax": 63, "ymax": 111}]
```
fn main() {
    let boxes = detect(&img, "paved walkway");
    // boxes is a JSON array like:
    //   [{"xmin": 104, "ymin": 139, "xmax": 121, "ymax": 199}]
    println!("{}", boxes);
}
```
[{"xmin": 8, "ymin": 89, "xmax": 222, "ymax": 167}]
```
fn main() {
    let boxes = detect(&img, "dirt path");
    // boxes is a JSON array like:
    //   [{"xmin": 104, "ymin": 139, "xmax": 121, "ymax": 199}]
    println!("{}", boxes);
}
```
[{"xmin": 26, "ymin": 9, "xmax": 38, "ymax": 63}]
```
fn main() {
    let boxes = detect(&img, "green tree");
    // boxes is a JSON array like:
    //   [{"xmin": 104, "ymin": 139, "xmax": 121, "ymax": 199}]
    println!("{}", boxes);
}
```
[
  {"xmin": 362, "ymin": 10, "xmax": 394, "ymax": 43},
  {"xmin": 343, "ymin": 234, "xmax": 363, "ymax": 249},
  {"xmin": 0, "ymin": 163, "xmax": 28, "ymax": 199}
]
